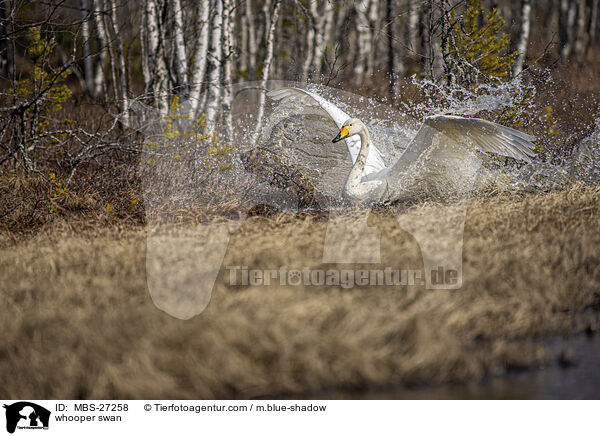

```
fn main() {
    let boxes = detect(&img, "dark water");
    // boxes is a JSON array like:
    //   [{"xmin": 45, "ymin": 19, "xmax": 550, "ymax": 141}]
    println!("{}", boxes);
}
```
[
  {"xmin": 363, "ymin": 334, "xmax": 600, "ymax": 399},
  {"xmin": 285, "ymin": 333, "xmax": 600, "ymax": 400}
]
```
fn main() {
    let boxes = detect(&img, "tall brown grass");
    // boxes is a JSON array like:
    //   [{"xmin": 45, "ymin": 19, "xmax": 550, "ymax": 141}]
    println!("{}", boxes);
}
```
[{"xmin": 0, "ymin": 185, "xmax": 598, "ymax": 399}]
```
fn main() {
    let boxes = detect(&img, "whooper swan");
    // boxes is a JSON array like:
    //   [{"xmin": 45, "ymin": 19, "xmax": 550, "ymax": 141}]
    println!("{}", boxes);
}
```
[{"xmin": 267, "ymin": 87, "xmax": 536, "ymax": 205}]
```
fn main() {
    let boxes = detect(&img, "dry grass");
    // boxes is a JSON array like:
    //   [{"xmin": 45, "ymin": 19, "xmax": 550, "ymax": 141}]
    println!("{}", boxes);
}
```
[{"xmin": 0, "ymin": 185, "xmax": 599, "ymax": 399}]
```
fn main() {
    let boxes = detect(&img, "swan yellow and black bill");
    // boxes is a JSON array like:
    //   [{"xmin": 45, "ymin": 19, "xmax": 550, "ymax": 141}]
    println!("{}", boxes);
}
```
[{"xmin": 332, "ymin": 125, "xmax": 350, "ymax": 143}]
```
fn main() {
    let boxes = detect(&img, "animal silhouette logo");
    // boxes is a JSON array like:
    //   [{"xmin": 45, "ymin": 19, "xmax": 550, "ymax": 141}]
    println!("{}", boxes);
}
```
[{"xmin": 3, "ymin": 402, "xmax": 50, "ymax": 433}]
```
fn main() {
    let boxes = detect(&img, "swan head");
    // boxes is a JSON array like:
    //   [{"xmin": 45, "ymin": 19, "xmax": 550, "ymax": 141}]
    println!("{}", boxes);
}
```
[{"xmin": 332, "ymin": 118, "xmax": 364, "ymax": 143}]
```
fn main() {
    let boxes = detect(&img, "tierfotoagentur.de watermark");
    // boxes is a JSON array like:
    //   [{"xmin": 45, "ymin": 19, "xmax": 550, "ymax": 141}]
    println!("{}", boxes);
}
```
[{"xmin": 226, "ymin": 266, "xmax": 459, "ymax": 288}]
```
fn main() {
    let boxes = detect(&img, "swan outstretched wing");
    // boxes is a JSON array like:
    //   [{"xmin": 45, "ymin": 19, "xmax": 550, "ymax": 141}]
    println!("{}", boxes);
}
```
[
  {"xmin": 384, "ymin": 115, "xmax": 536, "ymax": 177},
  {"xmin": 426, "ymin": 115, "xmax": 536, "ymax": 161},
  {"xmin": 267, "ymin": 87, "xmax": 386, "ymax": 176}
]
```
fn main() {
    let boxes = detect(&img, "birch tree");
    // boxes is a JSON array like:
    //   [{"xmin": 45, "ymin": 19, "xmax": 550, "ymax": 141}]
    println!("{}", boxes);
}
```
[
  {"xmin": 80, "ymin": 0, "xmax": 95, "ymax": 96},
  {"xmin": 366, "ymin": 0, "xmax": 379, "ymax": 78},
  {"xmin": 244, "ymin": 0, "xmax": 258, "ymax": 79},
  {"xmin": 172, "ymin": 0, "xmax": 189, "ymax": 97},
  {"xmin": 143, "ymin": 0, "xmax": 168, "ymax": 114},
  {"xmin": 407, "ymin": 0, "xmax": 420, "ymax": 60},
  {"xmin": 591, "ymin": 0, "xmax": 599, "ymax": 44},
  {"xmin": 301, "ymin": 3, "xmax": 316, "ymax": 82},
  {"xmin": 0, "ymin": 1, "xmax": 12, "ymax": 78},
  {"xmin": 221, "ymin": 0, "xmax": 235, "ymax": 141},
  {"xmin": 354, "ymin": 0, "xmax": 373, "ymax": 83},
  {"xmin": 190, "ymin": 0, "xmax": 210, "ymax": 117},
  {"xmin": 310, "ymin": 0, "xmax": 334, "ymax": 80},
  {"xmin": 386, "ymin": 0, "xmax": 403, "ymax": 103},
  {"xmin": 107, "ymin": 0, "xmax": 129, "ymax": 125},
  {"xmin": 252, "ymin": 0, "xmax": 280, "ymax": 143},
  {"xmin": 574, "ymin": 0, "xmax": 588, "ymax": 61},
  {"xmin": 204, "ymin": 0, "xmax": 224, "ymax": 133},
  {"xmin": 560, "ymin": 0, "xmax": 577, "ymax": 59},
  {"xmin": 91, "ymin": 0, "xmax": 108, "ymax": 98},
  {"xmin": 513, "ymin": 0, "xmax": 531, "ymax": 76}
]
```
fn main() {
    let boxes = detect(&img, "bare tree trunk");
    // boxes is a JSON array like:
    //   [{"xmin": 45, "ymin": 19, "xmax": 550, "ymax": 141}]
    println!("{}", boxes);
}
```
[
  {"xmin": 252, "ymin": 0, "xmax": 280, "ymax": 143},
  {"xmin": 221, "ymin": 0, "xmax": 234, "ymax": 141},
  {"xmin": 591, "ymin": 0, "xmax": 599, "ymax": 44},
  {"xmin": 144, "ymin": 0, "xmax": 168, "ymax": 114},
  {"xmin": 0, "ymin": 1, "xmax": 12, "ymax": 79},
  {"xmin": 172, "ymin": 0, "xmax": 189, "ymax": 97},
  {"xmin": 107, "ymin": 0, "xmax": 129, "ymax": 125},
  {"xmin": 386, "ymin": 0, "xmax": 403, "ymax": 104},
  {"xmin": 354, "ymin": 0, "xmax": 373, "ymax": 83},
  {"xmin": 102, "ymin": 1, "xmax": 119, "ymax": 104},
  {"xmin": 301, "ymin": 7, "xmax": 315, "ymax": 82},
  {"xmin": 421, "ymin": 0, "xmax": 433, "ymax": 79},
  {"xmin": 544, "ymin": 0, "xmax": 558, "ymax": 50},
  {"xmin": 431, "ymin": 1, "xmax": 443, "ymax": 80},
  {"xmin": 407, "ymin": 0, "xmax": 420, "ymax": 60},
  {"xmin": 92, "ymin": 0, "xmax": 108, "ymax": 98},
  {"xmin": 140, "ymin": 5, "xmax": 150, "ymax": 94},
  {"xmin": 366, "ymin": 0, "xmax": 379, "ymax": 77},
  {"xmin": 312, "ymin": 1, "xmax": 334, "ymax": 75},
  {"xmin": 560, "ymin": 0, "xmax": 577, "ymax": 59},
  {"xmin": 513, "ymin": 0, "xmax": 532, "ymax": 76},
  {"xmin": 80, "ymin": 0, "xmax": 95, "ymax": 96},
  {"xmin": 190, "ymin": 0, "xmax": 210, "ymax": 118},
  {"xmin": 245, "ymin": 0, "xmax": 258, "ymax": 79},
  {"xmin": 260, "ymin": 0, "xmax": 272, "ymax": 48},
  {"xmin": 205, "ymin": 0, "xmax": 224, "ymax": 132},
  {"xmin": 574, "ymin": 0, "xmax": 588, "ymax": 61},
  {"xmin": 240, "ymin": 4, "xmax": 248, "ymax": 74}
]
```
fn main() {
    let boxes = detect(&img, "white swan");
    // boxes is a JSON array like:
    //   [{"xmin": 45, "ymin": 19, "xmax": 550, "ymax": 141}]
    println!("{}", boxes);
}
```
[{"xmin": 267, "ymin": 87, "xmax": 536, "ymax": 205}]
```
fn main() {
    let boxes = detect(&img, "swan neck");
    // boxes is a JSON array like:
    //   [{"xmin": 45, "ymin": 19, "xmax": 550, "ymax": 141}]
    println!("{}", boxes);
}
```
[
  {"xmin": 358, "ymin": 128, "xmax": 370, "ymax": 157},
  {"xmin": 344, "ymin": 124, "xmax": 371, "ymax": 197}
]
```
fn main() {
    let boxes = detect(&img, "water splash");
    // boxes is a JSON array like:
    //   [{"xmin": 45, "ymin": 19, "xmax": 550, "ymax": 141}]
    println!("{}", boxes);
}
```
[{"xmin": 131, "ymin": 79, "xmax": 600, "ymax": 214}]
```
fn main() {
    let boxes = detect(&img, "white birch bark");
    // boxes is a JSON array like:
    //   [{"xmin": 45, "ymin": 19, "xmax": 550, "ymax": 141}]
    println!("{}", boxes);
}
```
[
  {"xmin": 252, "ymin": 0, "xmax": 280, "ymax": 143},
  {"xmin": 140, "ymin": 5, "xmax": 150, "ymax": 94},
  {"xmin": 80, "ymin": 0, "xmax": 95, "ymax": 96},
  {"xmin": 260, "ymin": 0, "xmax": 272, "ymax": 47},
  {"xmin": 301, "ymin": 8, "xmax": 315, "ymax": 82},
  {"xmin": 172, "ymin": 0, "xmax": 189, "ymax": 96},
  {"xmin": 421, "ymin": 1, "xmax": 435, "ymax": 80},
  {"xmin": 190, "ymin": 0, "xmax": 210, "ymax": 117},
  {"xmin": 91, "ymin": 0, "xmax": 107, "ymax": 98},
  {"xmin": 204, "ymin": 0, "xmax": 224, "ymax": 133},
  {"xmin": 354, "ymin": 0, "xmax": 372, "ymax": 83},
  {"xmin": 240, "ymin": 6, "xmax": 248, "ymax": 73},
  {"xmin": 144, "ymin": 0, "xmax": 168, "ymax": 114},
  {"xmin": 309, "ymin": 0, "xmax": 334, "ymax": 79},
  {"xmin": 107, "ymin": 0, "xmax": 129, "ymax": 125},
  {"xmin": 221, "ymin": 0, "xmax": 234, "ymax": 141},
  {"xmin": 245, "ymin": 0, "xmax": 257, "ymax": 79},
  {"xmin": 366, "ymin": 0, "xmax": 378, "ymax": 77},
  {"xmin": 386, "ymin": 0, "xmax": 403, "ymax": 103},
  {"xmin": 102, "ymin": 3, "xmax": 119, "ymax": 104},
  {"xmin": 318, "ymin": 1, "xmax": 334, "ymax": 72},
  {"xmin": 407, "ymin": 0, "xmax": 420, "ymax": 59},
  {"xmin": 513, "ymin": 0, "xmax": 531, "ymax": 76}
]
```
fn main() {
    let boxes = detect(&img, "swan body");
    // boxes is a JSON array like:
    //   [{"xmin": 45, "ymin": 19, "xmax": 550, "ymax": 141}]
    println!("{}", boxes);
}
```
[{"xmin": 267, "ymin": 87, "xmax": 536, "ymax": 205}]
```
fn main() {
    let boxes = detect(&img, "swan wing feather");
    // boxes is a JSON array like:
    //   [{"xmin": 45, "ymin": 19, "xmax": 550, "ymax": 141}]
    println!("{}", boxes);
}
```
[
  {"xmin": 267, "ymin": 87, "xmax": 386, "ymax": 176},
  {"xmin": 384, "ymin": 114, "xmax": 536, "ymax": 180},
  {"xmin": 424, "ymin": 115, "xmax": 536, "ymax": 162}
]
